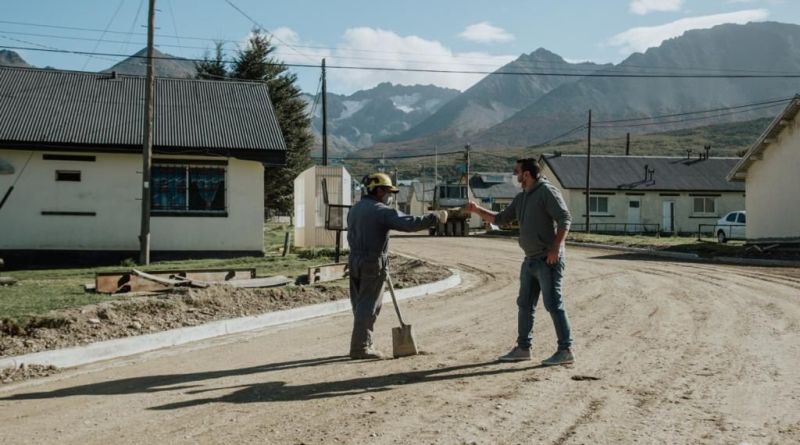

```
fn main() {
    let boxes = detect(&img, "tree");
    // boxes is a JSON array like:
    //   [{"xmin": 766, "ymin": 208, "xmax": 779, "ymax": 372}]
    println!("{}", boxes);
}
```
[
  {"xmin": 195, "ymin": 42, "xmax": 227, "ymax": 80},
  {"xmin": 195, "ymin": 31, "xmax": 313, "ymax": 215}
]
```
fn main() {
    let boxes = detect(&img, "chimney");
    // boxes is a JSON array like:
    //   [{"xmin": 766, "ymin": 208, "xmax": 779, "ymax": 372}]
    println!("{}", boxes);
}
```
[
  {"xmin": 626, "ymin": 133, "xmax": 630, "ymax": 156},
  {"xmin": 643, "ymin": 164, "xmax": 649, "ymax": 181}
]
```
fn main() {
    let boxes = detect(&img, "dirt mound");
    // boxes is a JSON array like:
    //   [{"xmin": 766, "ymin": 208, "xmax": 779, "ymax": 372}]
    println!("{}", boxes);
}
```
[{"xmin": 0, "ymin": 256, "xmax": 450, "ymax": 362}]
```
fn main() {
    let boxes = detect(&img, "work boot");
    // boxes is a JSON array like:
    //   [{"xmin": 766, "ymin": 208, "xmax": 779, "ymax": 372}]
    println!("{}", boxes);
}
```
[
  {"xmin": 541, "ymin": 348, "xmax": 575, "ymax": 366},
  {"xmin": 349, "ymin": 348, "xmax": 386, "ymax": 360},
  {"xmin": 498, "ymin": 346, "xmax": 531, "ymax": 362}
]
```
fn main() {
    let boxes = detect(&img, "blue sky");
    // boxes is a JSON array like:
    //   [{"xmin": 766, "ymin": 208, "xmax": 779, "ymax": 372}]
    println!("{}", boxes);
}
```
[{"xmin": 2, "ymin": 0, "xmax": 798, "ymax": 94}]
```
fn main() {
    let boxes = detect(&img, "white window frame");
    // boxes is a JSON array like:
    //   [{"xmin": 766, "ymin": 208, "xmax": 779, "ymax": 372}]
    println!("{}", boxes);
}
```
[
  {"xmin": 589, "ymin": 196, "xmax": 610, "ymax": 215},
  {"xmin": 692, "ymin": 197, "xmax": 717, "ymax": 216}
]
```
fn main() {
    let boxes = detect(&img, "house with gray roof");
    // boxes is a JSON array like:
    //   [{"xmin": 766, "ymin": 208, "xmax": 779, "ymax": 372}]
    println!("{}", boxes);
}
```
[
  {"xmin": 540, "ymin": 154, "xmax": 745, "ymax": 234},
  {"xmin": 468, "ymin": 172, "xmax": 521, "ymax": 212},
  {"xmin": 728, "ymin": 97, "xmax": 800, "ymax": 243},
  {"xmin": 0, "ymin": 66, "xmax": 286, "ymax": 267}
]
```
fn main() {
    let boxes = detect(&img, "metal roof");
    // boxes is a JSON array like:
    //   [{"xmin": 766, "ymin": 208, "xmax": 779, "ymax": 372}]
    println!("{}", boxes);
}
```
[
  {"xmin": 728, "ymin": 96, "xmax": 800, "ymax": 181},
  {"xmin": 0, "ymin": 66, "xmax": 287, "ymax": 163},
  {"xmin": 541, "ymin": 154, "xmax": 744, "ymax": 192},
  {"xmin": 469, "ymin": 172, "xmax": 520, "ymax": 199}
]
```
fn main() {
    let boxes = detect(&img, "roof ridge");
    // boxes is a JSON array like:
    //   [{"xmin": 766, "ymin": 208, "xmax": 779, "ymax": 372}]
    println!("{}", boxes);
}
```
[{"xmin": 0, "ymin": 65, "xmax": 267, "ymax": 86}]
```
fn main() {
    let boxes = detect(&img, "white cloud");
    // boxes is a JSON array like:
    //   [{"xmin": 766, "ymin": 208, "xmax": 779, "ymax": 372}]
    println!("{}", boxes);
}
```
[
  {"xmin": 629, "ymin": 0, "xmax": 684, "ymax": 15},
  {"xmin": 273, "ymin": 27, "xmax": 516, "ymax": 94},
  {"xmin": 458, "ymin": 22, "xmax": 515, "ymax": 43},
  {"xmin": 608, "ymin": 9, "xmax": 769, "ymax": 54}
]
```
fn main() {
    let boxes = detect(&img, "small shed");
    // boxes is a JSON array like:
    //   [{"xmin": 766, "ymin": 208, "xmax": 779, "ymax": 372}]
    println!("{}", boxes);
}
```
[{"xmin": 293, "ymin": 165, "xmax": 352, "ymax": 248}]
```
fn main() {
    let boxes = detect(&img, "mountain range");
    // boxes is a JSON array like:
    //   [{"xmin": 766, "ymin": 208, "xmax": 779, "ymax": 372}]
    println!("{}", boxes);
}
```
[{"xmin": 3, "ymin": 21, "xmax": 799, "ymax": 158}]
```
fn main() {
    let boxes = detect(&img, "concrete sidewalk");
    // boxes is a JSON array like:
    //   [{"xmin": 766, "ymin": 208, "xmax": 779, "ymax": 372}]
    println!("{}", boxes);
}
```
[{"xmin": 0, "ymin": 270, "xmax": 462, "ymax": 371}]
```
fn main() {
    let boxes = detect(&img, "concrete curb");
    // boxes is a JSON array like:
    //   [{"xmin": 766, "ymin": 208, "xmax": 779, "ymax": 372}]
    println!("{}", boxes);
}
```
[
  {"xmin": 568, "ymin": 242, "xmax": 800, "ymax": 267},
  {"xmin": 0, "ymin": 270, "xmax": 462, "ymax": 370}
]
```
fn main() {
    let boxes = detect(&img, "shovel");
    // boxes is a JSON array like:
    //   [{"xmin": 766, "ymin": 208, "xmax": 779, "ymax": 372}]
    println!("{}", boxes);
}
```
[{"xmin": 385, "ymin": 270, "xmax": 419, "ymax": 358}]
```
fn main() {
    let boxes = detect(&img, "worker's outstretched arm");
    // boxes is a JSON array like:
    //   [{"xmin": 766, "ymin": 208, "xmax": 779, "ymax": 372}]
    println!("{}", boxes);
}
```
[{"xmin": 379, "ymin": 207, "xmax": 442, "ymax": 232}]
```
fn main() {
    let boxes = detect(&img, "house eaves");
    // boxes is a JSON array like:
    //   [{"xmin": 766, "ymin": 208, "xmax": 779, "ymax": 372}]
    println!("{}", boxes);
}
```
[{"xmin": 727, "ymin": 96, "xmax": 800, "ymax": 182}]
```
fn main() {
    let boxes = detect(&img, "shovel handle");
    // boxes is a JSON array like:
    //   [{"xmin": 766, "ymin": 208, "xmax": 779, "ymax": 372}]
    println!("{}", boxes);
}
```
[{"xmin": 385, "ymin": 271, "xmax": 406, "ymax": 327}]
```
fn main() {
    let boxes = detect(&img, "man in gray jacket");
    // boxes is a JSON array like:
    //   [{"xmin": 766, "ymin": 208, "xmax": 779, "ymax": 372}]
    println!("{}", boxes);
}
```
[
  {"xmin": 467, "ymin": 158, "xmax": 574, "ymax": 366},
  {"xmin": 348, "ymin": 172, "xmax": 447, "ymax": 360}
]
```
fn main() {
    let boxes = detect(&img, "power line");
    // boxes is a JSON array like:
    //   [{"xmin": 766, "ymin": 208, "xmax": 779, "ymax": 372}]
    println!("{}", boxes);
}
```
[
  {"xmin": 5, "ymin": 19, "xmax": 800, "ymax": 76},
  {"xmin": 593, "ymin": 96, "xmax": 794, "ymax": 125},
  {"xmin": 7, "ymin": 44, "xmax": 800, "ymax": 79},
  {"xmin": 594, "ymin": 101, "xmax": 787, "ymax": 129},
  {"xmin": 81, "ymin": 0, "xmax": 125, "ymax": 70},
  {"xmin": 221, "ymin": 0, "xmax": 318, "ymax": 64}
]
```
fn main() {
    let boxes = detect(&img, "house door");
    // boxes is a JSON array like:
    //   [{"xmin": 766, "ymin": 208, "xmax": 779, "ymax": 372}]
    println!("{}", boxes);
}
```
[
  {"xmin": 662, "ymin": 201, "xmax": 674, "ymax": 233},
  {"xmin": 627, "ymin": 200, "xmax": 641, "ymax": 233}
]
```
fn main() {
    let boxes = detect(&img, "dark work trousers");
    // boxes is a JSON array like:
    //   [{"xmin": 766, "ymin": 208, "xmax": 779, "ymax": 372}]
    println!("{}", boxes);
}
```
[{"xmin": 349, "ymin": 254, "xmax": 387, "ymax": 353}]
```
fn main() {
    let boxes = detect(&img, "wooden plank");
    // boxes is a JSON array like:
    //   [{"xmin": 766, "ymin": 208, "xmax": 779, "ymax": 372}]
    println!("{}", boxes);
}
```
[
  {"xmin": 95, "ymin": 267, "xmax": 256, "ymax": 293},
  {"xmin": 223, "ymin": 276, "xmax": 291, "ymax": 288},
  {"xmin": 308, "ymin": 263, "xmax": 348, "ymax": 284},
  {"xmin": 132, "ymin": 269, "xmax": 183, "ymax": 286}
]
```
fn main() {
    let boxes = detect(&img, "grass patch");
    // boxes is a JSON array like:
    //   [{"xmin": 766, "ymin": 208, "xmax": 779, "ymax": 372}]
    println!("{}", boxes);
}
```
[
  {"xmin": 567, "ymin": 232, "xmax": 746, "ymax": 257},
  {"xmin": 0, "ymin": 222, "xmax": 345, "ymax": 322}
]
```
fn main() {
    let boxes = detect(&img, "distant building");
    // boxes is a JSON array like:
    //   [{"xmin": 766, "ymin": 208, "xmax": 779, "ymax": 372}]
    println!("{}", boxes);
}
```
[
  {"xmin": 0, "ymin": 66, "xmax": 286, "ymax": 267},
  {"xmin": 728, "ymin": 97, "xmax": 800, "ymax": 243},
  {"xmin": 540, "ymin": 154, "xmax": 745, "ymax": 234},
  {"xmin": 468, "ymin": 172, "xmax": 521, "ymax": 212}
]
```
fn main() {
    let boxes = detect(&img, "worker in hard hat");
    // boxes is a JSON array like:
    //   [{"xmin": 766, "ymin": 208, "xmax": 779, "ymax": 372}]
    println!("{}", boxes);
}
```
[{"xmin": 347, "ymin": 172, "xmax": 448, "ymax": 360}]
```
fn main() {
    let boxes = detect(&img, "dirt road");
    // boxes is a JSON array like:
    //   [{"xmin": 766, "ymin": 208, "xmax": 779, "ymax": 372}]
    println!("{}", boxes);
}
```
[{"xmin": 1, "ymin": 235, "xmax": 798, "ymax": 444}]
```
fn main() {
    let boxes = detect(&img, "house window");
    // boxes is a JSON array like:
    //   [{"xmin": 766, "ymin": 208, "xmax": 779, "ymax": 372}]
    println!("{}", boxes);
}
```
[
  {"xmin": 55, "ymin": 170, "xmax": 81, "ymax": 182},
  {"xmin": 692, "ymin": 197, "xmax": 716, "ymax": 216},
  {"xmin": 589, "ymin": 196, "xmax": 609, "ymax": 214},
  {"xmin": 151, "ymin": 163, "xmax": 226, "ymax": 216}
]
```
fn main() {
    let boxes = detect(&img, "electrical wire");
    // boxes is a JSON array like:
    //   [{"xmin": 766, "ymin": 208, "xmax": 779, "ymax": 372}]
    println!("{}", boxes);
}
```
[
  {"xmin": 81, "ymin": 0, "xmax": 125, "ymax": 70},
  {"xmin": 6, "ymin": 44, "xmax": 800, "ymax": 79},
  {"xmin": 593, "ymin": 96, "xmax": 795, "ymax": 125},
  {"xmin": 221, "ymin": 0, "xmax": 318, "ymax": 64}
]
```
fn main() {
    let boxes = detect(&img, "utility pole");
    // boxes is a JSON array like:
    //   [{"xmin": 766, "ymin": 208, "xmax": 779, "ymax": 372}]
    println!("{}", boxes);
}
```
[
  {"xmin": 138, "ymin": 0, "xmax": 156, "ymax": 265},
  {"xmin": 321, "ymin": 58, "xmax": 328, "ymax": 166},
  {"xmin": 433, "ymin": 145, "xmax": 438, "ymax": 208},
  {"xmin": 585, "ymin": 110, "xmax": 592, "ymax": 234},
  {"xmin": 464, "ymin": 144, "xmax": 471, "ymax": 184}
]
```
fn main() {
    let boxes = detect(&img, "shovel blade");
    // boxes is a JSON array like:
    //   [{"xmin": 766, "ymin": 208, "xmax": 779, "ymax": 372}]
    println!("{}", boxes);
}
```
[{"xmin": 392, "ymin": 324, "xmax": 419, "ymax": 358}]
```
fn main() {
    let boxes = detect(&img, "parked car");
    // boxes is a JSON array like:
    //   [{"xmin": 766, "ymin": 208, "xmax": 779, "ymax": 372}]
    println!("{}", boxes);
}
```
[{"xmin": 715, "ymin": 211, "xmax": 746, "ymax": 243}]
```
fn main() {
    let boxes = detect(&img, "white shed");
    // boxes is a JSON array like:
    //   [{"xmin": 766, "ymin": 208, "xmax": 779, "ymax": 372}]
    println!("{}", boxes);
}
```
[{"xmin": 293, "ymin": 165, "xmax": 352, "ymax": 248}]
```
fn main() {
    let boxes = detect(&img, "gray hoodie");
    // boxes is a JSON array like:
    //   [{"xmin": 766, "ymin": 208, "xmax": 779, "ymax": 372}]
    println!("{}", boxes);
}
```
[{"xmin": 494, "ymin": 179, "xmax": 572, "ymax": 258}]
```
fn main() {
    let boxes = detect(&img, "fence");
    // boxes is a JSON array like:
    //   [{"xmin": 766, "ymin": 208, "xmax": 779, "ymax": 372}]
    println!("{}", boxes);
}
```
[
  {"xmin": 570, "ymin": 223, "xmax": 661, "ymax": 234},
  {"xmin": 697, "ymin": 223, "xmax": 745, "ymax": 241}
]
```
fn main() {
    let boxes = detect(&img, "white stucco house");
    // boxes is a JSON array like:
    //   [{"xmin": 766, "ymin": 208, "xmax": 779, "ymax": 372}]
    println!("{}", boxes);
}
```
[
  {"xmin": 0, "ymin": 66, "xmax": 286, "ymax": 267},
  {"xmin": 728, "ymin": 97, "xmax": 800, "ymax": 243},
  {"xmin": 540, "ymin": 153, "xmax": 745, "ymax": 235}
]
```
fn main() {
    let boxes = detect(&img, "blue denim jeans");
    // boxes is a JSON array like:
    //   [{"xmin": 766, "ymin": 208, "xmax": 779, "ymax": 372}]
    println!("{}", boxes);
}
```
[{"xmin": 517, "ymin": 255, "xmax": 573, "ymax": 351}]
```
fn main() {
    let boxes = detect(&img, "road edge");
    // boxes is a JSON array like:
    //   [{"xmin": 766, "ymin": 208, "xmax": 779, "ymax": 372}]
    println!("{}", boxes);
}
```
[
  {"xmin": 568, "ymin": 241, "xmax": 800, "ymax": 267},
  {"xmin": 0, "ymin": 269, "xmax": 462, "ymax": 371}
]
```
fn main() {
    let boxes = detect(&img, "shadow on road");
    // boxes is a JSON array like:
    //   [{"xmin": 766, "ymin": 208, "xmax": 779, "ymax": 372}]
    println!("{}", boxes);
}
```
[
  {"xmin": 0, "ymin": 355, "xmax": 350, "ymax": 401},
  {"xmin": 148, "ymin": 361, "xmax": 547, "ymax": 410},
  {"xmin": 3, "ymin": 357, "xmax": 549, "ymax": 411}
]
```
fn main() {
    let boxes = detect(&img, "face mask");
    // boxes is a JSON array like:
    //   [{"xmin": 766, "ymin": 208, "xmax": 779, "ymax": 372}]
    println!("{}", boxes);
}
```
[{"xmin": 382, "ymin": 194, "xmax": 394, "ymax": 205}]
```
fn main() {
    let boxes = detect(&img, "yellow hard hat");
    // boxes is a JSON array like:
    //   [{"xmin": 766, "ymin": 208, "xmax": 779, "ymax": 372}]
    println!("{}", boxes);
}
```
[{"xmin": 363, "ymin": 172, "xmax": 399, "ymax": 192}]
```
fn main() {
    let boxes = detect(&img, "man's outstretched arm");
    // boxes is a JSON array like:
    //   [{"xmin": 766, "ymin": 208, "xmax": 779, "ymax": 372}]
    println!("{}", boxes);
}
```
[{"xmin": 466, "ymin": 201, "xmax": 498, "ymax": 224}]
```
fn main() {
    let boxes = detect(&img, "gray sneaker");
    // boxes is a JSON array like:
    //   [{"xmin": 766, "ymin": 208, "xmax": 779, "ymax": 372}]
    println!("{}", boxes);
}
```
[
  {"xmin": 498, "ymin": 346, "xmax": 531, "ymax": 362},
  {"xmin": 542, "ymin": 348, "xmax": 575, "ymax": 366}
]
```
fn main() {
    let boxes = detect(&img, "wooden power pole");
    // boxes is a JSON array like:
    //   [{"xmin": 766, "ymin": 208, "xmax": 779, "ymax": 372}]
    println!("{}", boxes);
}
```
[
  {"xmin": 139, "ymin": 0, "xmax": 156, "ymax": 265},
  {"xmin": 584, "ymin": 110, "xmax": 592, "ymax": 234},
  {"xmin": 321, "ymin": 58, "xmax": 328, "ymax": 166}
]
